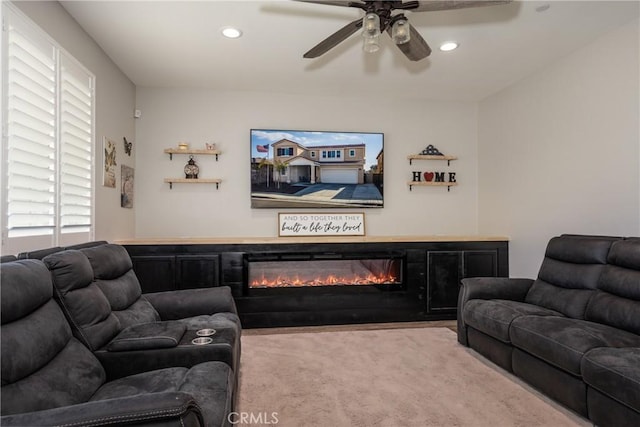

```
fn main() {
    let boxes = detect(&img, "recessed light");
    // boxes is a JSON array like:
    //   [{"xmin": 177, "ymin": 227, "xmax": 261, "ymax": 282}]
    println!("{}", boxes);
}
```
[
  {"xmin": 221, "ymin": 27, "xmax": 242, "ymax": 39},
  {"xmin": 439, "ymin": 42, "xmax": 458, "ymax": 52}
]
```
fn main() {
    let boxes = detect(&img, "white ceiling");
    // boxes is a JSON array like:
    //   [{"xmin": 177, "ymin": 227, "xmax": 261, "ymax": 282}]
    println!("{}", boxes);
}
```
[{"xmin": 60, "ymin": 0, "xmax": 639, "ymax": 101}]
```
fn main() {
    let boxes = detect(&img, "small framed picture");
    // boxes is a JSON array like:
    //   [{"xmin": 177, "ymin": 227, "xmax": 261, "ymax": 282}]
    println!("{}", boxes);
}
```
[{"xmin": 103, "ymin": 137, "xmax": 116, "ymax": 188}]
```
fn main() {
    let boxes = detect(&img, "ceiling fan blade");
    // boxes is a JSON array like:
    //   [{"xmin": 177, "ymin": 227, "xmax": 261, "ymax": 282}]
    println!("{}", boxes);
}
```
[
  {"xmin": 387, "ymin": 23, "xmax": 432, "ymax": 61},
  {"xmin": 407, "ymin": 0, "xmax": 513, "ymax": 12},
  {"xmin": 294, "ymin": 1, "xmax": 366, "ymax": 8},
  {"xmin": 304, "ymin": 18, "xmax": 363, "ymax": 58}
]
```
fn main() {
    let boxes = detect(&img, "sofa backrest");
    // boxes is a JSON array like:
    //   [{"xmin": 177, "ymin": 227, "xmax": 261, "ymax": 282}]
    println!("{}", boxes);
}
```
[
  {"xmin": 1, "ymin": 259, "xmax": 106, "ymax": 415},
  {"xmin": 64, "ymin": 240, "xmax": 109, "ymax": 250},
  {"xmin": 1, "ymin": 255, "xmax": 17, "ymax": 263},
  {"xmin": 524, "ymin": 235, "xmax": 621, "ymax": 319},
  {"xmin": 80, "ymin": 244, "xmax": 160, "ymax": 328},
  {"xmin": 17, "ymin": 246, "xmax": 63, "ymax": 260},
  {"xmin": 43, "ymin": 250, "xmax": 121, "ymax": 351},
  {"xmin": 585, "ymin": 238, "xmax": 640, "ymax": 334}
]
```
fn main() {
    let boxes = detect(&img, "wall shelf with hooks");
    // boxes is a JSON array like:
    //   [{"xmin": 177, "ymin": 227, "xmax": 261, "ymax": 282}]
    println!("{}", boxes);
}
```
[
  {"xmin": 164, "ymin": 178, "xmax": 221, "ymax": 190},
  {"xmin": 407, "ymin": 154, "xmax": 457, "ymax": 166},
  {"xmin": 407, "ymin": 181, "xmax": 458, "ymax": 192},
  {"xmin": 164, "ymin": 148, "xmax": 220, "ymax": 161}
]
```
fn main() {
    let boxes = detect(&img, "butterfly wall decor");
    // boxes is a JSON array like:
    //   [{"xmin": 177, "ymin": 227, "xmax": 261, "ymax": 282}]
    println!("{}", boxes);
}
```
[{"xmin": 123, "ymin": 137, "xmax": 133, "ymax": 156}]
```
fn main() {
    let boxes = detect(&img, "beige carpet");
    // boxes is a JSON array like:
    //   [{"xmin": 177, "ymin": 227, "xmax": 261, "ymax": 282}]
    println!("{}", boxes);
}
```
[{"xmin": 237, "ymin": 326, "xmax": 591, "ymax": 427}]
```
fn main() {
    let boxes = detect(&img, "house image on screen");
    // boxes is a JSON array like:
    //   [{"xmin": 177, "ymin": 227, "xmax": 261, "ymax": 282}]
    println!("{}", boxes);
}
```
[{"xmin": 271, "ymin": 139, "xmax": 366, "ymax": 185}]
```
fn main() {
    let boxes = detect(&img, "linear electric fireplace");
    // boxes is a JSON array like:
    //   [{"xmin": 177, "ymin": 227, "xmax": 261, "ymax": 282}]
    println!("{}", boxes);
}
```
[{"xmin": 247, "ymin": 253, "xmax": 403, "ymax": 289}]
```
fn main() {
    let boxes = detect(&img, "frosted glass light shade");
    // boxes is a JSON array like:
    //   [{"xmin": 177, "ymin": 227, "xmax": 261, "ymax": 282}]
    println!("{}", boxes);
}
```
[
  {"xmin": 363, "ymin": 13, "xmax": 380, "ymax": 39},
  {"xmin": 391, "ymin": 18, "xmax": 410, "ymax": 45}
]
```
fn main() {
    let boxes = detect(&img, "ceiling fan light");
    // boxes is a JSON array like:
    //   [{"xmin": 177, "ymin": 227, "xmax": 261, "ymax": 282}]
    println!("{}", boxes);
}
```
[
  {"xmin": 391, "ymin": 18, "xmax": 410, "ymax": 45},
  {"xmin": 362, "ymin": 35, "xmax": 380, "ymax": 53},
  {"xmin": 363, "ymin": 13, "xmax": 381, "ymax": 39}
]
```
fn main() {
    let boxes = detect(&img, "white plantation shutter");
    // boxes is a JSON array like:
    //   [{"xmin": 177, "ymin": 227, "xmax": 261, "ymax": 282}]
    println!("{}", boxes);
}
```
[
  {"xmin": 60, "ymin": 55, "xmax": 93, "ymax": 233},
  {"xmin": 5, "ymin": 18, "xmax": 57, "ymax": 237},
  {"xmin": 2, "ymin": 5, "xmax": 95, "ymax": 248}
]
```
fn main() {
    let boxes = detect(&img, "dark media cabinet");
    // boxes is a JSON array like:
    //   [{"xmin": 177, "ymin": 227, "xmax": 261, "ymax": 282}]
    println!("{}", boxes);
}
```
[{"xmin": 121, "ymin": 236, "xmax": 508, "ymax": 328}]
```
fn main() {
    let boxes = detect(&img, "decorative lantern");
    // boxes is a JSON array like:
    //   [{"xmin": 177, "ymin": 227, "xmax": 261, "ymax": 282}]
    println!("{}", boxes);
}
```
[{"xmin": 184, "ymin": 155, "xmax": 199, "ymax": 179}]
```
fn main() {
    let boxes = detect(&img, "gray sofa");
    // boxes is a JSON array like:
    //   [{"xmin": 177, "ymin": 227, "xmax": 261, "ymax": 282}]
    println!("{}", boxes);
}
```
[
  {"xmin": 457, "ymin": 234, "xmax": 640, "ymax": 426},
  {"xmin": 1, "ymin": 258, "xmax": 234, "ymax": 426},
  {"xmin": 42, "ymin": 244, "xmax": 241, "ymax": 383}
]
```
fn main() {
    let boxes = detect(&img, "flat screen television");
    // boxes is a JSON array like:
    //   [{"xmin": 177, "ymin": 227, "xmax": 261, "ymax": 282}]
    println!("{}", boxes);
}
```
[{"xmin": 250, "ymin": 129, "xmax": 384, "ymax": 209}]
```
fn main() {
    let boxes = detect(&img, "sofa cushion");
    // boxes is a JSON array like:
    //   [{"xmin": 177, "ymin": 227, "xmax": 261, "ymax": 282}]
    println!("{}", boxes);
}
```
[
  {"xmin": 582, "ymin": 347, "xmax": 640, "ymax": 412},
  {"xmin": 607, "ymin": 237, "xmax": 640, "ymax": 271},
  {"xmin": 1, "ymin": 259, "xmax": 106, "ymax": 415},
  {"xmin": 463, "ymin": 299, "xmax": 562, "ymax": 343},
  {"xmin": 586, "ymin": 238, "xmax": 640, "ymax": 335},
  {"xmin": 81, "ymin": 244, "xmax": 160, "ymax": 328},
  {"xmin": 524, "ymin": 235, "xmax": 619, "ymax": 319},
  {"xmin": 44, "ymin": 250, "xmax": 121, "ymax": 351},
  {"xmin": 1, "ymin": 259, "xmax": 52, "ymax": 324},
  {"xmin": 586, "ymin": 291, "xmax": 640, "ymax": 336},
  {"xmin": 90, "ymin": 362, "xmax": 233, "ymax": 426},
  {"xmin": 510, "ymin": 315, "xmax": 640, "ymax": 376}
]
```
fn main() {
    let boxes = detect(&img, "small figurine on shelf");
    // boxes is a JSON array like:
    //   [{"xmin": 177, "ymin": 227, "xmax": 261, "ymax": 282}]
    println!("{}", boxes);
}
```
[
  {"xmin": 420, "ymin": 144, "xmax": 444, "ymax": 156},
  {"xmin": 184, "ymin": 155, "xmax": 199, "ymax": 179},
  {"xmin": 205, "ymin": 142, "xmax": 216, "ymax": 150}
]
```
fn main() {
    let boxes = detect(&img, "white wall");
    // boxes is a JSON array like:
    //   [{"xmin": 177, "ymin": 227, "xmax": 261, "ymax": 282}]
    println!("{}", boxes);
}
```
[
  {"xmin": 134, "ymin": 89, "xmax": 479, "ymax": 238},
  {"xmin": 14, "ymin": 1, "xmax": 137, "ymax": 244},
  {"xmin": 478, "ymin": 19, "xmax": 640, "ymax": 277}
]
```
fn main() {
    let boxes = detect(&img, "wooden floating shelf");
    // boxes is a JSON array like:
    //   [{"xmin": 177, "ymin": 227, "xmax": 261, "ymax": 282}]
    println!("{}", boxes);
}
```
[
  {"xmin": 407, "ymin": 181, "xmax": 458, "ymax": 192},
  {"xmin": 407, "ymin": 154, "xmax": 457, "ymax": 166},
  {"xmin": 164, "ymin": 178, "xmax": 221, "ymax": 189},
  {"xmin": 164, "ymin": 148, "xmax": 220, "ymax": 160}
]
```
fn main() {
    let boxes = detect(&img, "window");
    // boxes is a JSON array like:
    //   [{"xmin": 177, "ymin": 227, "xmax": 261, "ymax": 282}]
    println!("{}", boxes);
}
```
[
  {"xmin": 322, "ymin": 150, "xmax": 341, "ymax": 159},
  {"xmin": 277, "ymin": 147, "xmax": 293, "ymax": 157},
  {"xmin": 349, "ymin": 149, "xmax": 356, "ymax": 157},
  {"xmin": 2, "ymin": 5, "xmax": 95, "ymax": 252}
]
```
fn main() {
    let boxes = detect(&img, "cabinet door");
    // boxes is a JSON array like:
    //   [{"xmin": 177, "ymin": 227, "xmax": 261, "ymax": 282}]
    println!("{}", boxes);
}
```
[
  {"xmin": 176, "ymin": 254, "xmax": 220, "ymax": 290},
  {"xmin": 427, "ymin": 251, "xmax": 463, "ymax": 312},
  {"xmin": 131, "ymin": 255, "xmax": 176, "ymax": 293},
  {"xmin": 464, "ymin": 250, "xmax": 498, "ymax": 279}
]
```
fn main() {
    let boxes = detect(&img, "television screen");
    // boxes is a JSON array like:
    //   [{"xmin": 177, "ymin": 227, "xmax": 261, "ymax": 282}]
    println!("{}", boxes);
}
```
[{"xmin": 250, "ymin": 129, "xmax": 384, "ymax": 209}]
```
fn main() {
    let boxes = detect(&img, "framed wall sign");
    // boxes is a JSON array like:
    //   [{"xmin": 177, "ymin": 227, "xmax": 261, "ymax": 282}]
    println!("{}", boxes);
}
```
[{"xmin": 278, "ymin": 212, "xmax": 365, "ymax": 237}]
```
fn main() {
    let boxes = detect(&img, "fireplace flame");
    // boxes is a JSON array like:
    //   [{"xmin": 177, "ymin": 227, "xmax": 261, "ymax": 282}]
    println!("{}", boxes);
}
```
[{"xmin": 251, "ymin": 272, "xmax": 399, "ymax": 288}]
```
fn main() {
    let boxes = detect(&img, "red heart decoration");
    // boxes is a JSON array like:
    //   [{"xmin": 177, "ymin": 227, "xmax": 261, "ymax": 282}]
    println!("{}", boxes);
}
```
[{"xmin": 424, "ymin": 172, "xmax": 434, "ymax": 182}]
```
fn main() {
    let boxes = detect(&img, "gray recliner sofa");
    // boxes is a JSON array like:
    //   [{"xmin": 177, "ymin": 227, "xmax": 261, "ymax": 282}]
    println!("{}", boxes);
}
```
[
  {"xmin": 1, "ymin": 259, "xmax": 234, "ymax": 426},
  {"xmin": 42, "ymin": 244, "xmax": 241, "ymax": 383},
  {"xmin": 457, "ymin": 234, "xmax": 640, "ymax": 426}
]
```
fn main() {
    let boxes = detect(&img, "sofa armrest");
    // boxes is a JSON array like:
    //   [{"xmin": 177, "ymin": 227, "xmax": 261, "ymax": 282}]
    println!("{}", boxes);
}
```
[
  {"xmin": 107, "ymin": 321, "xmax": 186, "ymax": 352},
  {"xmin": 144, "ymin": 286, "xmax": 237, "ymax": 320},
  {"xmin": 96, "ymin": 328, "xmax": 238, "ymax": 381},
  {"xmin": 0, "ymin": 392, "xmax": 204, "ymax": 427},
  {"xmin": 457, "ymin": 277, "xmax": 534, "ymax": 346}
]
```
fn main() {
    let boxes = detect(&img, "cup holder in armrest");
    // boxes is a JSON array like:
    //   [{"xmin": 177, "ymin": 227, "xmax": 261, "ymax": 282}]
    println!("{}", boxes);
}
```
[
  {"xmin": 107, "ymin": 321, "xmax": 187, "ymax": 352},
  {"xmin": 192, "ymin": 337, "xmax": 213, "ymax": 345}
]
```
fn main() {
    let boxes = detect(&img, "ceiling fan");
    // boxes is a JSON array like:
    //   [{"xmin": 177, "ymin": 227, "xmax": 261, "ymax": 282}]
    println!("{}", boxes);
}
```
[{"xmin": 296, "ymin": 1, "xmax": 513, "ymax": 61}]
